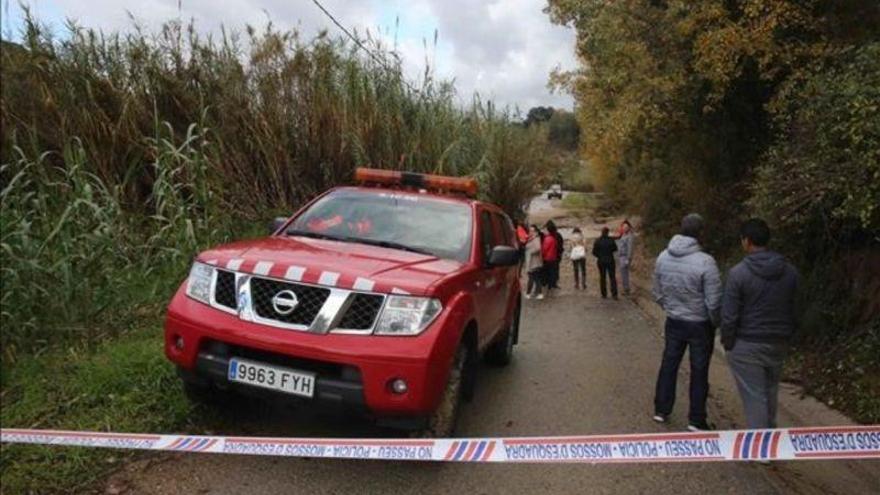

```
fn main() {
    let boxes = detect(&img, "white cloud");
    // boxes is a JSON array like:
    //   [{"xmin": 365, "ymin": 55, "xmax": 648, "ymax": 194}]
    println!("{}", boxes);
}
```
[{"xmin": 7, "ymin": 0, "xmax": 576, "ymax": 111}]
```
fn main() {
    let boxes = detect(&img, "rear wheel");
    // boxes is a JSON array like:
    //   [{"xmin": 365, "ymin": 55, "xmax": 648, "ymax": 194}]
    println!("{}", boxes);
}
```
[{"xmin": 486, "ymin": 303, "xmax": 519, "ymax": 366}]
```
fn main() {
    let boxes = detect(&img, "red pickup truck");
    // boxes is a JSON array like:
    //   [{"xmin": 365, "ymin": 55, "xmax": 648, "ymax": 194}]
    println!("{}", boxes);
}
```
[{"xmin": 164, "ymin": 169, "xmax": 522, "ymax": 436}]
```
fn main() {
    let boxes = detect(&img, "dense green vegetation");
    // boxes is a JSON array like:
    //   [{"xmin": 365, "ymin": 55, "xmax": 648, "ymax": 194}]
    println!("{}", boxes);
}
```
[
  {"xmin": 1, "ymin": 15, "xmax": 555, "ymax": 358},
  {"xmin": 0, "ymin": 326, "xmax": 195, "ymax": 493},
  {"xmin": 548, "ymin": 0, "xmax": 879, "ymax": 422},
  {"xmin": 0, "ymin": 14, "xmax": 560, "ymax": 492}
]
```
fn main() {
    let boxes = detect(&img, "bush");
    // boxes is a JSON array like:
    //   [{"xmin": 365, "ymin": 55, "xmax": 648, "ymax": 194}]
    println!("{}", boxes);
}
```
[{"xmin": 750, "ymin": 43, "xmax": 880, "ymax": 247}]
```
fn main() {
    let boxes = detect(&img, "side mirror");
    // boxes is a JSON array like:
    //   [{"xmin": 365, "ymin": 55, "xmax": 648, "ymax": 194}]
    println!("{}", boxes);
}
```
[
  {"xmin": 487, "ymin": 245, "xmax": 520, "ymax": 267},
  {"xmin": 269, "ymin": 217, "xmax": 288, "ymax": 235}
]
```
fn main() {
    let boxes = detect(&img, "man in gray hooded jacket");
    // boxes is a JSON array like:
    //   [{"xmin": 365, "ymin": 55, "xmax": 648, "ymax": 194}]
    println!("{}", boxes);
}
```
[
  {"xmin": 722, "ymin": 219, "xmax": 799, "ymax": 429},
  {"xmin": 652, "ymin": 213, "xmax": 722, "ymax": 431}
]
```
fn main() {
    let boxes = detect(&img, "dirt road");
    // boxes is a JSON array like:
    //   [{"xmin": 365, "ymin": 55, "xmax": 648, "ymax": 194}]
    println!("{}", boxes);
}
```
[{"xmin": 105, "ymin": 194, "xmax": 878, "ymax": 495}]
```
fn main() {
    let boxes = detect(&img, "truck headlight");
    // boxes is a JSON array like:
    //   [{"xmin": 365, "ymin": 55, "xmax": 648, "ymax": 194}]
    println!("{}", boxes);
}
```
[
  {"xmin": 374, "ymin": 296, "xmax": 442, "ymax": 336},
  {"xmin": 185, "ymin": 261, "xmax": 214, "ymax": 304}
]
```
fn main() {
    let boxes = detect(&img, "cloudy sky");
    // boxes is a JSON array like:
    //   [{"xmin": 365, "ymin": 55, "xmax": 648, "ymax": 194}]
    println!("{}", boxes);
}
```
[{"xmin": 3, "ymin": 0, "xmax": 576, "ymax": 112}]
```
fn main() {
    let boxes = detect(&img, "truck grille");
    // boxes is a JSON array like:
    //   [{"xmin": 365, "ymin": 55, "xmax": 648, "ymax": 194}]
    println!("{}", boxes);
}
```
[
  {"xmin": 215, "ymin": 270, "xmax": 237, "ymax": 309},
  {"xmin": 249, "ymin": 277, "xmax": 331, "ymax": 326},
  {"xmin": 209, "ymin": 269, "xmax": 386, "ymax": 332},
  {"xmin": 337, "ymin": 293, "xmax": 384, "ymax": 330}
]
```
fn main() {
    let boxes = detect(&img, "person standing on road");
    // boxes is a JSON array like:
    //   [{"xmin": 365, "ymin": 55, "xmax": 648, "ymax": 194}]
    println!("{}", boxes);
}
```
[
  {"xmin": 544, "ymin": 221, "xmax": 563, "ymax": 291},
  {"xmin": 616, "ymin": 220, "xmax": 634, "ymax": 296},
  {"xmin": 721, "ymin": 219, "xmax": 799, "ymax": 429},
  {"xmin": 592, "ymin": 227, "xmax": 618, "ymax": 299},
  {"xmin": 515, "ymin": 221, "xmax": 529, "ymax": 246},
  {"xmin": 515, "ymin": 220, "xmax": 529, "ymax": 275},
  {"xmin": 524, "ymin": 225, "xmax": 546, "ymax": 300},
  {"xmin": 541, "ymin": 222, "xmax": 560, "ymax": 294},
  {"xmin": 570, "ymin": 227, "xmax": 587, "ymax": 290},
  {"xmin": 651, "ymin": 213, "xmax": 722, "ymax": 431}
]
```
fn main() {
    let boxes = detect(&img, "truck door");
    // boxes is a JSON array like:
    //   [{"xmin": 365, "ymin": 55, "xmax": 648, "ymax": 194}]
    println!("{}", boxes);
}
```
[
  {"xmin": 473, "ymin": 209, "xmax": 503, "ymax": 347},
  {"xmin": 492, "ymin": 211, "xmax": 518, "ymax": 325}
]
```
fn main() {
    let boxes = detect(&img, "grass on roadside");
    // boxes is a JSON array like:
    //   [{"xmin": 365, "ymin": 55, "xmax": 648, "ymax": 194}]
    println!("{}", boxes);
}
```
[
  {"xmin": 0, "ymin": 321, "xmax": 194, "ymax": 494},
  {"xmin": 561, "ymin": 192, "xmax": 599, "ymax": 212}
]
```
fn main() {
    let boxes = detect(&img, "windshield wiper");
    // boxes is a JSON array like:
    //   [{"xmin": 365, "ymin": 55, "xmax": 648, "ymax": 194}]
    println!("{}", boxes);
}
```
[
  {"xmin": 285, "ymin": 229, "xmax": 350, "ymax": 243},
  {"xmin": 286, "ymin": 230, "xmax": 433, "ymax": 256},
  {"xmin": 353, "ymin": 238, "xmax": 435, "ymax": 256}
]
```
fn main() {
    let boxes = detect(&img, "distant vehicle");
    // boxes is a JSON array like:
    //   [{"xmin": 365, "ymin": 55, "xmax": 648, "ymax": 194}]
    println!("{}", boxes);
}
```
[
  {"xmin": 164, "ymin": 168, "xmax": 522, "ymax": 437},
  {"xmin": 548, "ymin": 184, "xmax": 563, "ymax": 200}
]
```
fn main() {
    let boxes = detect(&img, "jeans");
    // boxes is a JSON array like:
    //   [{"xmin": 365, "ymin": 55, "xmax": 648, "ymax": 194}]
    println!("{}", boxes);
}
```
[
  {"xmin": 572, "ymin": 259, "xmax": 586, "ymax": 288},
  {"xmin": 527, "ymin": 268, "xmax": 544, "ymax": 296},
  {"xmin": 727, "ymin": 340, "xmax": 787, "ymax": 429},
  {"xmin": 597, "ymin": 261, "xmax": 617, "ymax": 298},
  {"xmin": 654, "ymin": 318, "xmax": 715, "ymax": 423},
  {"xmin": 619, "ymin": 258, "xmax": 630, "ymax": 294},
  {"xmin": 545, "ymin": 260, "xmax": 560, "ymax": 289}
]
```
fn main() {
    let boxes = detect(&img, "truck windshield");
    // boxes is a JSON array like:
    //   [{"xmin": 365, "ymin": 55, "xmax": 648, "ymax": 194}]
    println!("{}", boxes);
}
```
[{"xmin": 287, "ymin": 190, "xmax": 473, "ymax": 262}]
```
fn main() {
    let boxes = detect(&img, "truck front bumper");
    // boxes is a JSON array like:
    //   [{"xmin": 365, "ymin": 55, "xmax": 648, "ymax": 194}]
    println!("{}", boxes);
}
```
[{"xmin": 164, "ymin": 287, "xmax": 463, "ymax": 423}]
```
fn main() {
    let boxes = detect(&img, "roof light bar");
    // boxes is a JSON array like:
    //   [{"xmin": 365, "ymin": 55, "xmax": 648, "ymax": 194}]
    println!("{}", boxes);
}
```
[{"xmin": 355, "ymin": 168, "xmax": 478, "ymax": 197}]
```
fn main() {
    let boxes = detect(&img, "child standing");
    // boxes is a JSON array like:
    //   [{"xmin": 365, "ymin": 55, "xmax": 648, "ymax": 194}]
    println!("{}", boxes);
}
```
[{"xmin": 570, "ymin": 227, "xmax": 587, "ymax": 289}]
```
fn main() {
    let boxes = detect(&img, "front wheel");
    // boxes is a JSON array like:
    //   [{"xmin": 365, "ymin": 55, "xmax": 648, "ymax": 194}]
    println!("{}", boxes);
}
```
[{"xmin": 416, "ymin": 344, "xmax": 467, "ymax": 438}]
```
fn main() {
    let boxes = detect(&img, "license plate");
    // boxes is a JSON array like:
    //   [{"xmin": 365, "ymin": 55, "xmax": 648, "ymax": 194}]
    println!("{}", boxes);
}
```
[{"xmin": 228, "ymin": 358, "xmax": 316, "ymax": 398}]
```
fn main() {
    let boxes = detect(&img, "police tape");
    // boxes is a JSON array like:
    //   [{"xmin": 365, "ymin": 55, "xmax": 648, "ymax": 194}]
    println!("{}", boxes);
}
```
[{"xmin": 2, "ymin": 426, "xmax": 878, "ymax": 463}]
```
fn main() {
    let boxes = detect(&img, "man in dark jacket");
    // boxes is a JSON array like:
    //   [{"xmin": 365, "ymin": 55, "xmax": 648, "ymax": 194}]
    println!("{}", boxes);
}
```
[
  {"xmin": 721, "ymin": 218, "xmax": 799, "ymax": 429},
  {"xmin": 592, "ymin": 227, "xmax": 618, "ymax": 299}
]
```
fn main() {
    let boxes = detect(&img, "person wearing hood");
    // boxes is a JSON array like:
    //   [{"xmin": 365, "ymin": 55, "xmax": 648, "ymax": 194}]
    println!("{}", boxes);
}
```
[
  {"xmin": 722, "ymin": 219, "xmax": 799, "ymax": 430},
  {"xmin": 651, "ymin": 213, "xmax": 722, "ymax": 431},
  {"xmin": 592, "ymin": 227, "xmax": 618, "ymax": 299}
]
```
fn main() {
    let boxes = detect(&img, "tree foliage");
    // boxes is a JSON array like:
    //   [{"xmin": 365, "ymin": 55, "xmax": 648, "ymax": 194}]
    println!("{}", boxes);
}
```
[
  {"xmin": 547, "ymin": 0, "xmax": 879, "ymax": 250},
  {"xmin": 523, "ymin": 106, "xmax": 580, "ymax": 150},
  {"xmin": 548, "ymin": 0, "xmax": 880, "ymax": 419}
]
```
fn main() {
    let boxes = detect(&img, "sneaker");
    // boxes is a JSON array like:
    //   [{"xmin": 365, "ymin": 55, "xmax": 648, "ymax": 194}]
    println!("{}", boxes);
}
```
[
  {"xmin": 652, "ymin": 413, "xmax": 668, "ymax": 424},
  {"xmin": 687, "ymin": 421, "xmax": 716, "ymax": 431},
  {"xmin": 536, "ymin": 294, "xmax": 545, "ymax": 300},
  {"xmin": 524, "ymin": 293, "xmax": 532, "ymax": 300}
]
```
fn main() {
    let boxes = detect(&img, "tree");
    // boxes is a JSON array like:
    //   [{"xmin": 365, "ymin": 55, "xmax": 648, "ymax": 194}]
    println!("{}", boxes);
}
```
[
  {"xmin": 547, "ymin": 110, "xmax": 580, "ymax": 150},
  {"xmin": 523, "ymin": 106, "xmax": 555, "ymax": 127}
]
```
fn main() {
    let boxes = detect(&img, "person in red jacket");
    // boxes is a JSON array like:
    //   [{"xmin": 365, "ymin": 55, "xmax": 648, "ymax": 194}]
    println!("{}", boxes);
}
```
[
  {"xmin": 541, "ymin": 225, "xmax": 559, "ymax": 294},
  {"xmin": 515, "ymin": 221, "xmax": 529, "ymax": 245}
]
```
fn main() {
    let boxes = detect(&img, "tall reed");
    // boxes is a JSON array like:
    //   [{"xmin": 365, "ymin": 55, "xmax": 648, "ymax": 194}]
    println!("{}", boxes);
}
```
[{"xmin": 1, "ymin": 14, "xmax": 553, "ymax": 356}]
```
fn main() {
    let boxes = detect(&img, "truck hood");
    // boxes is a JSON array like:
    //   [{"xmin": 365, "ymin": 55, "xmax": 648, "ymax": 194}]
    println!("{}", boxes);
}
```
[{"xmin": 195, "ymin": 236, "xmax": 465, "ymax": 296}]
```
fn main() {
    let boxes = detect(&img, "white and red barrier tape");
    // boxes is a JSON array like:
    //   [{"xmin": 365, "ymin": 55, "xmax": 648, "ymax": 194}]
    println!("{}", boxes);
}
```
[{"xmin": 2, "ymin": 426, "xmax": 878, "ymax": 463}]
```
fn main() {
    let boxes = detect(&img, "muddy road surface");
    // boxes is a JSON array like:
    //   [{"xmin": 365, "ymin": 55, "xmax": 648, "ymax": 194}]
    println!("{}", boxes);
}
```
[{"xmin": 105, "ymin": 194, "xmax": 878, "ymax": 495}]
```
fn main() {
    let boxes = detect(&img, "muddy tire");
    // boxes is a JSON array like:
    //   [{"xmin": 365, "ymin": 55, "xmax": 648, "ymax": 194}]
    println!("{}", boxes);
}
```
[
  {"xmin": 485, "ymin": 303, "xmax": 519, "ymax": 366},
  {"xmin": 415, "ymin": 344, "xmax": 467, "ymax": 438}
]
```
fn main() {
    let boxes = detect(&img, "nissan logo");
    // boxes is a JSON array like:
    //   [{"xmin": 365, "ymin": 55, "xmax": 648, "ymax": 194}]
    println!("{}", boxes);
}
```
[{"xmin": 271, "ymin": 290, "xmax": 299, "ymax": 315}]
